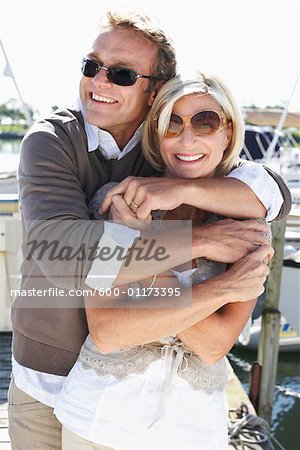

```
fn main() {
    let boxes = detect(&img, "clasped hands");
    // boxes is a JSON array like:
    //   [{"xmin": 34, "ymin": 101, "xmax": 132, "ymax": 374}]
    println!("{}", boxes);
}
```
[{"xmin": 100, "ymin": 176, "xmax": 186, "ymax": 222}]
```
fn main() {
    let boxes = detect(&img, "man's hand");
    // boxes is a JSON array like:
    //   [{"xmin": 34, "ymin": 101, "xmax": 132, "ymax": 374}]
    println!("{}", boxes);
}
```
[
  {"xmin": 100, "ymin": 176, "xmax": 187, "ymax": 219},
  {"xmin": 205, "ymin": 244, "xmax": 273, "ymax": 303},
  {"xmin": 108, "ymin": 194, "xmax": 152, "ymax": 230},
  {"xmin": 193, "ymin": 218, "xmax": 271, "ymax": 263}
]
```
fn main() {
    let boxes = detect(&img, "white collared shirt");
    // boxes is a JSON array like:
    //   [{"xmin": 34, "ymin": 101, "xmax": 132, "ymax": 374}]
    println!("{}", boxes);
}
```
[
  {"xmin": 78, "ymin": 98, "xmax": 143, "ymax": 290},
  {"xmin": 77, "ymin": 97, "xmax": 144, "ymax": 159}
]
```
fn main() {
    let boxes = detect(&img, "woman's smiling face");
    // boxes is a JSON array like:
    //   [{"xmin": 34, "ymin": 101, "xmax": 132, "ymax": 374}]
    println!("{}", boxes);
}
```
[{"xmin": 159, "ymin": 94, "xmax": 232, "ymax": 179}]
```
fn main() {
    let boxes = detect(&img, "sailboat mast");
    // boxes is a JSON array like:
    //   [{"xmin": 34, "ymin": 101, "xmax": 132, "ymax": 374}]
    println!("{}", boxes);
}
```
[
  {"xmin": 265, "ymin": 73, "xmax": 300, "ymax": 161},
  {"xmin": 0, "ymin": 37, "xmax": 33, "ymax": 127}
]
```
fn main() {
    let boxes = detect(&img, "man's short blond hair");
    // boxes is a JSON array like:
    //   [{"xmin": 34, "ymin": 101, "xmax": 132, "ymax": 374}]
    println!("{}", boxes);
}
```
[{"xmin": 99, "ymin": 11, "xmax": 176, "ymax": 87}]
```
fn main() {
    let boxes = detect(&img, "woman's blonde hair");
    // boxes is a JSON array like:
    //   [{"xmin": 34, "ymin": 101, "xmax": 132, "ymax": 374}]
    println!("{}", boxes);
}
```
[{"xmin": 142, "ymin": 72, "xmax": 245, "ymax": 176}]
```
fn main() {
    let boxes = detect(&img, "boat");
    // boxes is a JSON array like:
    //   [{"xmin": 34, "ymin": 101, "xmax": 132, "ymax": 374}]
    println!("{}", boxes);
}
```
[
  {"xmin": 0, "ymin": 195, "xmax": 21, "ymax": 331},
  {"xmin": 236, "ymin": 202, "xmax": 300, "ymax": 352},
  {"xmin": 0, "ymin": 131, "xmax": 25, "ymax": 140},
  {"xmin": 240, "ymin": 315, "xmax": 300, "ymax": 353},
  {"xmin": 0, "ymin": 174, "xmax": 18, "ymax": 195},
  {"xmin": 236, "ymin": 117, "xmax": 300, "ymax": 352}
]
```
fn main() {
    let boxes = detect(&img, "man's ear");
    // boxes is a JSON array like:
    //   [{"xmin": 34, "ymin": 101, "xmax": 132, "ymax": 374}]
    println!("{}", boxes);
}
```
[{"xmin": 148, "ymin": 80, "xmax": 165, "ymax": 106}]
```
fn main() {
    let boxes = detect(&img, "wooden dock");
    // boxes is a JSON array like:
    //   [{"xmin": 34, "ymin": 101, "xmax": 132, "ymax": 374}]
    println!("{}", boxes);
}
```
[
  {"xmin": 0, "ymin": 332, "xmax": 11, "ymax": 450},
  {"xmin": 226, "ymin": 358, "xmax": 256, "ymax": 415}
]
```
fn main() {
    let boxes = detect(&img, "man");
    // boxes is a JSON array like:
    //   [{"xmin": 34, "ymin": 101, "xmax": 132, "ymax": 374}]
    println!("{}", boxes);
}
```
[{"xmin": 9, "ymin": 11, "xmax": 290, "ymax": 450}]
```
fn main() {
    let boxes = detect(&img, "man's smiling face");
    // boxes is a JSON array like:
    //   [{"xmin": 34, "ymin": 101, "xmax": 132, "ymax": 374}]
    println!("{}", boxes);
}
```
[{"xmin": 80, "ymin": 29, "xmax": 159, "ymax": 149}]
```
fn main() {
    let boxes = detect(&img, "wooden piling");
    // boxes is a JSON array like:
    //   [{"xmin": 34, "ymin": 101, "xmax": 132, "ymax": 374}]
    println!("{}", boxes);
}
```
[
  {"xmin": 249, "ymin": 361, "xmax": 262, "ymax": 411},
  {"xmin": 257, "ymin": 220, "xmax": 286, "ymax": 424}
]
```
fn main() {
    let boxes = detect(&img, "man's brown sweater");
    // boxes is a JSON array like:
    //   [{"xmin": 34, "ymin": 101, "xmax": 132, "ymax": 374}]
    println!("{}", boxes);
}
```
[{"xmin": 12, "ymin": 107, "xmax": 156, "ymax": 376}]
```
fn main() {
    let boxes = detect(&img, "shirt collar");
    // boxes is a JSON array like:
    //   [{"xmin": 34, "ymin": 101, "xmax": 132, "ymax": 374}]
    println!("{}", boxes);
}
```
[{"xmin": 77, "ymin": 98, "xmax": 144, "ymax": 159}]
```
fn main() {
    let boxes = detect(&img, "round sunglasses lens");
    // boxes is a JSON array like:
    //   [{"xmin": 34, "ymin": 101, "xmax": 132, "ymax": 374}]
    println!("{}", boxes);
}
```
[
  {"xmin": 166, "ymin": 113, "xmax": 183, "ymax": 135},
  {"xmin": 82, "ymin": 60, "xmax": 98, "ymax": 77},
  {"xmin": 192, "ymin": 111, "xmax": 221, "ymax": 134},
  {"xmin": 109, "ymin": 68, "xmax": 136, "ymax": 86}
]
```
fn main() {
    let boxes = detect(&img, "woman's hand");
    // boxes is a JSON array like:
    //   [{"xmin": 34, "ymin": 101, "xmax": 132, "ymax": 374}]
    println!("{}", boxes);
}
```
[{"xmin": 108, "ymin": 194, "xmax": 152, "ymax": 230}]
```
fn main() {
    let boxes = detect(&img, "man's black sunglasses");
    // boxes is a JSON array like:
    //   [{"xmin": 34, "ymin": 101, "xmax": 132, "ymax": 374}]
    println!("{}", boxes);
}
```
[{"xmin": 81, "ymin": 58, "xmax": 155, "ymax": 87}]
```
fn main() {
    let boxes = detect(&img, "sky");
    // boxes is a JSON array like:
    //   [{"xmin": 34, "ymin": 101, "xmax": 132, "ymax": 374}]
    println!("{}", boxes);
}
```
[{"xmin": 0, "ymin": 0, "xmax": 299, "ymax": 118}]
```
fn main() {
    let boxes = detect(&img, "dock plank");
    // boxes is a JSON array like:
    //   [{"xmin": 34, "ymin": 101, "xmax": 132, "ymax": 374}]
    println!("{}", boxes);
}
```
[
  {"xmin": 225, "ymin": 358, "xmax": 256, "ymax": 415},
  {"xmin": 0, "ymin": 332, "xmax": 12, "ymax": 450}
]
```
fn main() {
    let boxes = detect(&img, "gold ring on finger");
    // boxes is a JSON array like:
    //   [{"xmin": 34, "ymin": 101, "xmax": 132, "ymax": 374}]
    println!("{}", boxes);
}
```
[{"xmin": 131, "ymin": 201, "xmax": 139, "ymax": 209}]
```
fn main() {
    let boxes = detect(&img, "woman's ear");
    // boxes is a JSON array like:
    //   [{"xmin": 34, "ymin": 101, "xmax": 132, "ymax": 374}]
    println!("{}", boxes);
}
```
[
  {"xmin": 225, "ymin": 122, "xmax": 233, "ymax": 145},
  {"xmin": 148, "ymin": 80, "xmax": 165, "ymax": 106}
]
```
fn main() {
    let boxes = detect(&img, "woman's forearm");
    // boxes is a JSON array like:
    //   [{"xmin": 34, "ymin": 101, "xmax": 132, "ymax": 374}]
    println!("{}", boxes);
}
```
[
  {"xmin": 85, "ymin": 245, "xmax": 270, "ymax": 354},
  {"xmin": 86, "ymin": 279, "xmax": 228, "ymax": 354},
  {"xmin": 177, "ymin": 299, "xmax": 256, "ymax": 365}
]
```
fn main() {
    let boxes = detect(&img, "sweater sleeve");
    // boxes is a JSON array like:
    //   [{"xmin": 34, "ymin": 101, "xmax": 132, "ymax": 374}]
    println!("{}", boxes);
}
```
[
  {"xmin": 18, "ymin": 120, "xmax": 104, "ymax": 291},
  {"xmin": 85, "ymin": 182, "xmax": 140, "ymax": 290}
]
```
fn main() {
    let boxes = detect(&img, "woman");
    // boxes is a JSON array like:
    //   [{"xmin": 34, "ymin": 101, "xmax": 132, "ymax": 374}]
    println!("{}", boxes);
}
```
[{"xmin": 54, "ymin": 72, "xmax": 271, "ymax": 449}]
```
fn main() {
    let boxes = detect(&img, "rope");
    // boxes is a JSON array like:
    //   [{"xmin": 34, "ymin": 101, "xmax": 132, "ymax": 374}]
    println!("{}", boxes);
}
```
[
  {"xmin": 275, "ymin": 385, "xmax": 300, "ymax": 400},
  {"xmin": 228, "ymin": 352, "xmax": 252, "ymax": 372},
  {"xmin": 228, "ymin": 403, "xmax": 286, "ymax": 450}
]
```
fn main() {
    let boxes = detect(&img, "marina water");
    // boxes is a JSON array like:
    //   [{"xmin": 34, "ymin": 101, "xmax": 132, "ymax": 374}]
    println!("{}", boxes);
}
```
[{"xmin": 232, "ymin": 347, "xmax": 300, "ymax": 450}]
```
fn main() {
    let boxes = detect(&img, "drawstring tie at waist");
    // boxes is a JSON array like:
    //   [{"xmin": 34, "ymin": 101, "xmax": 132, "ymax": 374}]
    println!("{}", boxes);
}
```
[
  {"xmin": 79, "ymin": 334, "xmax": 227, "ymax": 428},
  {"xmin": 143, "ymin": 340, "xmax": 192, "ymax": 428}
]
